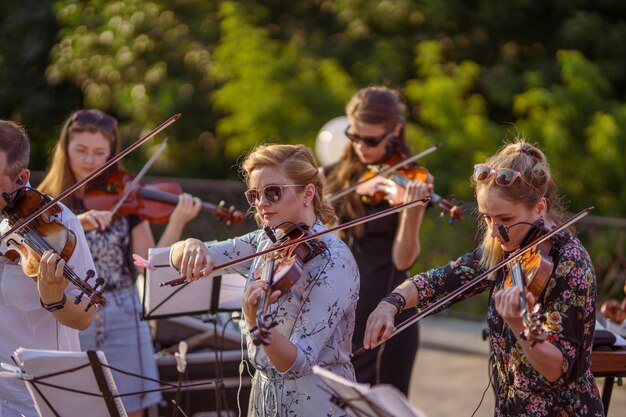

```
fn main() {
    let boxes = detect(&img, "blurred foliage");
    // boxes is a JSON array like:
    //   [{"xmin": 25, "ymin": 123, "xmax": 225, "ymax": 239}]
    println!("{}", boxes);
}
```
[
  {"xmin": 0, "ymin": 0, "xmax": 83, "ymax": 169},
  {"xmin": 1, "ymin": 0, "xmax": 625, "ymax": 315}
]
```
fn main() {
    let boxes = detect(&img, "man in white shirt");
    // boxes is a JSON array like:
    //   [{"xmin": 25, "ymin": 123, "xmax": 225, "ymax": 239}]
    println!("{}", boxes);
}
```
[{"xmin": 0, "ymin": 120, "xmax": 96, "ymax": 417}]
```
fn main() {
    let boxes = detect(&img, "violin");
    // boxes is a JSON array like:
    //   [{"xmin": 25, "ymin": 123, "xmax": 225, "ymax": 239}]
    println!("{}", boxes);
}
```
[
  {"xmin": 503, "ymin": 222, "xmax": 555, "ymax": 346},
  {"xmin": 249, "ymin": 223, "xmax": 325, "ymax": 346},
  {"xmin": 159, "ymin": 198, "xmax": 432, "ymax": 288},
  {"xmin": 0, "ymin": 114, "xmax": 180, "ymax": 246},
  {"xmin": 1, "ymin": 188, "xmax": 106, "ymax": 309},
  {"xmin": 356, "ymin": 151, "xmax": 463, "ymax": 222},
  {"xmin": 600, "ymin": 281, "xmax": 626, "ymax": 324},
  {"xmin": 352, "ymin": 207, "xmax": 593, "ymax": 357},
  {"xmin": 82, "ymin": 170, "xmax": 245, "ymax": 225}
]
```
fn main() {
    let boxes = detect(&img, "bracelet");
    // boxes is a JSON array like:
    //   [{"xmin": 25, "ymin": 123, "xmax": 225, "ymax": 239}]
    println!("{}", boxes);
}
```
[
  {"xmin": 40, "ymin": 293, "xmax": 67, "ymax": 312},
  {"xmin": 381, "ymin": 292, "xmax": 406, "ymax": 317}
]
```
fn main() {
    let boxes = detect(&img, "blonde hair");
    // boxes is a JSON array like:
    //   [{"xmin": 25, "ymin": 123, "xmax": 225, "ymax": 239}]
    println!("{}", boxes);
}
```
[
  {"xmin": 472, "ymin": 139, "xmax": 564, "ymax": 269},
  {"xmin": 241, "ymin": 144, "xmax": 336, "ymax": 227},
  {"xmin": 39, "ymin": 110, "xmax": 120, "ymax": 204}
]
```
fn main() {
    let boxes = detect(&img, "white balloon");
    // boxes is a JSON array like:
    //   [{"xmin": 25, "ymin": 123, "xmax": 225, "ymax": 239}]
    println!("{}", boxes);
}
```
[{"xmin": 315, "ymin": 116, "xmax": 349, "ymax": 166}]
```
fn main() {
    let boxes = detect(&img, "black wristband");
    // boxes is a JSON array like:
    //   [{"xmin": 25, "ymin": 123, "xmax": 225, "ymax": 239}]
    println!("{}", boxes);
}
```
[
  {"xmin": 381, "ymin": 292, "xmax": 406, "ymax": 317},
  {"xmin": 40, "ymin": 293, "xmax": 67, "ymax": 312}
]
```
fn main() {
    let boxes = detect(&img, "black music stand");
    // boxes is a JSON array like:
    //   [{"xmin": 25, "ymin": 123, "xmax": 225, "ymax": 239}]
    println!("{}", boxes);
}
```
[
  {"xmin": 141, "ymin": 247, "xmax": 245, "ymax": 319},
  {"xmin": 141, "ymin": 247, "xmax": 247, "ymax": 417},
  {"xmin": 6, "ymin": 348, "xmax": 126, "ymax": 417},
  {"xmin": 4, "ymin": 347, "xmax": 216, "ymax": 417},
  {"xmin": 312, "ymin": 366, "xmax": 425, "ymax": 417}
]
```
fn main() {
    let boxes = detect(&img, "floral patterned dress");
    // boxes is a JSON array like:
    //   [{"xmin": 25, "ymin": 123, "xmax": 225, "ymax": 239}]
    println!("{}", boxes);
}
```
[
  {"xmin": 411, "ymin": 232, "xmax": 604, "ymax": 417},
  {"xmin": 202, "ymin": 220, "xmax": 360, "ymax": 417}
]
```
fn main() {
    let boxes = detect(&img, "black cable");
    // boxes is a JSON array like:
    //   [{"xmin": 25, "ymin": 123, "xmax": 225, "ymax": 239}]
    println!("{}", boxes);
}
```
[{"xmin": 470, "ymin": 359, "xmax": 494, "ymax": 417}]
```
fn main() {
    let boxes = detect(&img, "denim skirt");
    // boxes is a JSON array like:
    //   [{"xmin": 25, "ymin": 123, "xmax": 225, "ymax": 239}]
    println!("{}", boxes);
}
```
[{"xmin": 79, "ymin": 286, "xmax": 162, "ymax": 412}]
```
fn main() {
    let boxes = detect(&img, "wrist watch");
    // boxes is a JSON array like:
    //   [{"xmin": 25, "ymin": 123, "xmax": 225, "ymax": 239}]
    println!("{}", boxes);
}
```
[{"xmin": 40, "ymin": 293, "xmax": 67, "ymax": 312}]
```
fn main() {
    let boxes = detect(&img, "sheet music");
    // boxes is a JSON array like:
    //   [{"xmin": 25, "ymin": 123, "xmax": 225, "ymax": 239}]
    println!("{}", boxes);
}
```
[
  {"xmin": 313, "ymin": 365, "xmax": 426, "ymax": 417},
  {"xmin": 12, "ymin": 348, "xmax": 127, "ymax": 417},
  {"xmin": 144, "ymin": 246, "xmax": 245, "ymax": 317}
]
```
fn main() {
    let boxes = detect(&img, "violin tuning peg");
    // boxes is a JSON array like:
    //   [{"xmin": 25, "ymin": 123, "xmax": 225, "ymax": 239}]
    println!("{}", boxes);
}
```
[
  {"xmin": 84, "ymin": 269, "xmax": 95, "ymax": 284},
  {"xmin": 226, "ymin": 205, "xmax": 237, "ymax": 226},
  {"xmin": 93, "ymin": 277, "xmax": 105, "ymax": 291},
  {"xmin": 73, "ymin": 293, "xmax": 84, "ymax": 305}
]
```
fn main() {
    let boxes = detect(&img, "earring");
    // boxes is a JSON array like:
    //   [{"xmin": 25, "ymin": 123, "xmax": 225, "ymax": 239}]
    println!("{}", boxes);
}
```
[{"xmin": 304, "ymin": 201, "xmax": 309, "ymax": 207}]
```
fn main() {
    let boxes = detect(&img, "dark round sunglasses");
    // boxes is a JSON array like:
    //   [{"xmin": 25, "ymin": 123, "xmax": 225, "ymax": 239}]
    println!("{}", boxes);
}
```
[
  {"xmin": 344, "ymin": 125, "xmax": 394, "ymax": 147},
  {"xmin": 244, "ymin": 184, "xmax": 305, "ymax": 207}
]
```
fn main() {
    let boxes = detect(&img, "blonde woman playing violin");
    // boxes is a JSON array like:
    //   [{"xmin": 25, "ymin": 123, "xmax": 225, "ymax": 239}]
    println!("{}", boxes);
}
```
[
  {"xmin": 170, "ymin": 144, "xmax": 359, "ymax": 417},
  {"xmin": 364, "ymin": 140, "xmax": 604, "ymax": 417}
]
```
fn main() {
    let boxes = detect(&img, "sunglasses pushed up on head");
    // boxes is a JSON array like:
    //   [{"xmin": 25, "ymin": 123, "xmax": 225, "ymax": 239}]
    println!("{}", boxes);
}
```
[
  {"xmin": 473, "ymin": 164, "xmax": 540, "ymax": 192},
  {"xmin": 70, "ymin": 109, "xmax": 118, "ymax": 133}
]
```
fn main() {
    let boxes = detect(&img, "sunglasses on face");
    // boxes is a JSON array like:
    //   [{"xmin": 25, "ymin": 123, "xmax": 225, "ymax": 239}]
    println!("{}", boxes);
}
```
[
  {"xmin": 344, "ymin": 125, "xmax": 393, "ymax": 147},
  {"xmin": 70, "ymin": 110, "xmax": 118, "ymax": 133},
  {"xmin": 244, "ymin": 184, "xmax": 305, "ymax": 207},
  {"xmin": 473, "ymin": 164, "xmax": 539, "ymax": 192}
]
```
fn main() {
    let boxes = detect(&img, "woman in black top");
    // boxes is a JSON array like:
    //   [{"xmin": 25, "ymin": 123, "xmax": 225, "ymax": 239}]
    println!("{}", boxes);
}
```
[{"xmin": 323, "ymin": 86, "xmax": 431, "ymax": 394}]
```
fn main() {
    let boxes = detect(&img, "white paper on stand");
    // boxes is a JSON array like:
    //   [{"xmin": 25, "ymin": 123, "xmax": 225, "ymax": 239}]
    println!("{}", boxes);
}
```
[
  {"xmin": 144, "ymin": 246, "xmax": 245, "ymax": 317},
  {"xmin": 12, "ymin": 348, "xmax": 127, "ymax": 417},
  {"xmin": 313, "ymin": 365, "xmax": 427, "ymax": 417}
]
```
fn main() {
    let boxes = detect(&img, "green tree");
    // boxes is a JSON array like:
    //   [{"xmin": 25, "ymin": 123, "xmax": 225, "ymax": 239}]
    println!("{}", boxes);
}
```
[
  {"xmin": 48, "ymin": 0, "xmax": 231, "ymax": 176},
  {"xmin": 513, "ymin": 50, "xmax": 625, "ymax": 217},
  {"xmin": 210, "ymin": 1, "xmax": 354, "ymax": 157}
]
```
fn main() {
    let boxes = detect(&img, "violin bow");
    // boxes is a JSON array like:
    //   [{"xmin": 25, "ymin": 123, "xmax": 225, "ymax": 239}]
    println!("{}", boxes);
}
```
[
  {"xmin": 160, "ymin": 196, "xmax": 432, "ymax": 287},
  {"xmin": 109, "ymin": 138, "xmax": 169, "ymax": 217},
  {"xmin": 0, "ymin": 114, "xmax": 181, "ymax": 242},
  {"xmin": 329, "ymin": 143, "xmax": 442, "ymax": 202},
  {"xmin": 352, "ymin": 206, "xmax": 594, "ymax": 357}
]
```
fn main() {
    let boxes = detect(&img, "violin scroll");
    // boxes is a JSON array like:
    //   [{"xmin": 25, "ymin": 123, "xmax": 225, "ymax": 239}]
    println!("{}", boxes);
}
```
[
  {"xmin": 1, "ymin": 188, "xmax": 106, "ymax": 310},
  {"xmin": 600, "ymin": 281, "xmax": 626, "ymax": 324},
  {"xmin": 519, "ymin": 302, "xmax": 548, "ymax": 347},
  {"xmin": 504, "ymin": 226, "xmax": 555, "ymax": 347},
  {"xmin": 600, "ymin": 299, "xmax": 626, "ymax": 324}
]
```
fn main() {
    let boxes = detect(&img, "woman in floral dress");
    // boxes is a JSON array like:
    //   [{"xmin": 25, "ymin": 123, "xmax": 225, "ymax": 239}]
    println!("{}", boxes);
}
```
[
  {"xmin": 39, "ymin": 109, "xmax": 202, "ymax": 416},
  {"xmin": 170, "ymin": 144, "xmax": 360, "ymax": 417},
  {"xmin": 363, "ymin": 139, "xmax": 604, "ymax": 416}
]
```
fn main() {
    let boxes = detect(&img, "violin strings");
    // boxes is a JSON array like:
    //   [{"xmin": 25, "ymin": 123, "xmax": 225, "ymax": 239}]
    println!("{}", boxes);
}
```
[{"xmin": 9, "ymin": 214, "xmax": 91, "ymax": 295}]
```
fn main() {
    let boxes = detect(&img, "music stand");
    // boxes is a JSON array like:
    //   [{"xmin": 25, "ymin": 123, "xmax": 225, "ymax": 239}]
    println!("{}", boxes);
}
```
[
  {"xmin": 141, "ymin": 247, "xmax": 248, "ymax": 417},
  {"xmin": 8, "ymin": 348, "xmax": 127, "ymax": 417},
  {"xmin": 141, "ymin": 247, "xmax": 245, "ymax": 319},
  {"xmin": 312, "ymin": 366, "xmax": 425, "ymax": 417}
]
